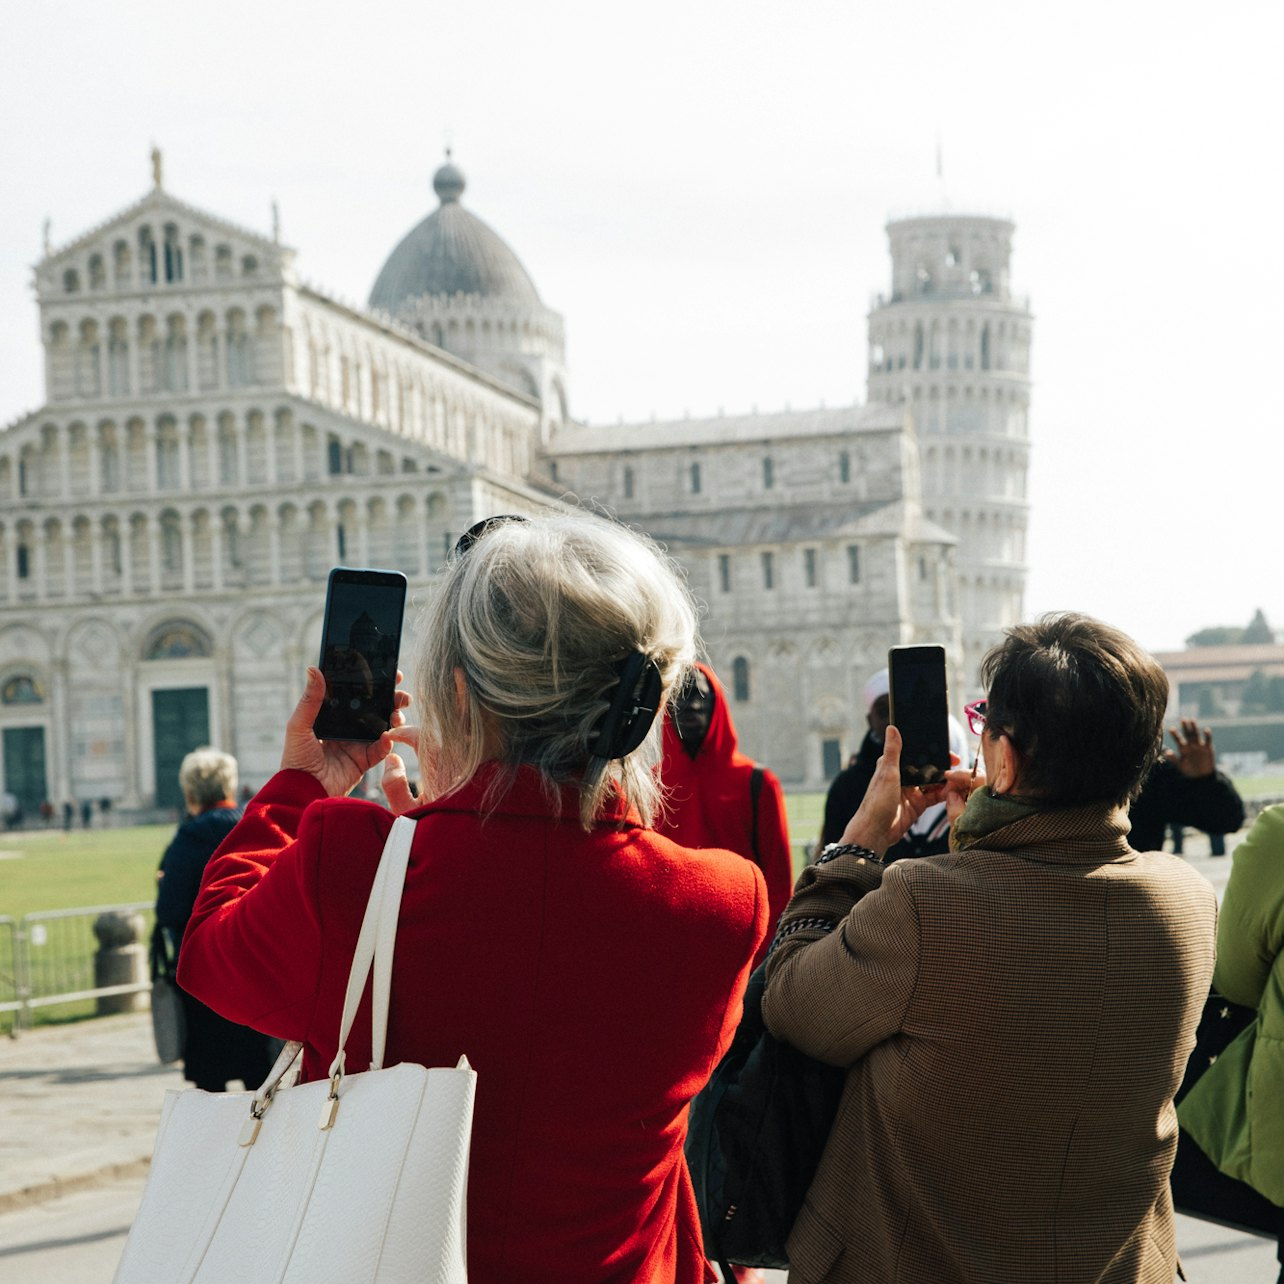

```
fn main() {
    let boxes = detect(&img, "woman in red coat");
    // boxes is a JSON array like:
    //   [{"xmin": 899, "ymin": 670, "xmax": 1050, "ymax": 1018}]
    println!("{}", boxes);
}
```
[{"xmin": 179, "ymin": 512, "xmax": 767, "ymax": 1284}]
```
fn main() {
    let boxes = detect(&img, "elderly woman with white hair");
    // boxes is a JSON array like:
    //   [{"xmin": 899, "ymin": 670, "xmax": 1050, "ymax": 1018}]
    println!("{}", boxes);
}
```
[
  {"xmin": 179, "ymin": 512, "xmax": 768, "ymax": 1284},
  {"xmin": 154, "ymin": 747, "xmax": 275, "ymax": 1092}
]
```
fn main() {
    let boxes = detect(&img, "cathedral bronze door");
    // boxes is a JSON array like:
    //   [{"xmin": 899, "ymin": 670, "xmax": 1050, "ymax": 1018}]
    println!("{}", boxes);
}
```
[
  {"xmin": 2, "ymin": 726, "xmax": 47, "ymax": 818},
  {"xmin": 151, "ymin": 688, "xmax": 210, "ymax": 810}
]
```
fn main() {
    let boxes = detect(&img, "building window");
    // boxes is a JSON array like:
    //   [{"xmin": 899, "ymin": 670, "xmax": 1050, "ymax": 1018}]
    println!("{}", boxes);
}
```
[
  {"xmin": 689, "ymin": 461, "xmax": 702, "ymax": 494},
  {"xmin": 919, "ymin": 555, "xmax": 929, "ymax": 581},
  {"xmin": 838, "ymin": 451, "xmax": 850, "ymax": 483},
  {"xmin": 623, "ymin": 465, "xmax": 634, "ymax": 499},
  {"xmin": 327, "ymin": 438, "xmax": 344, "ymax": 475},
  {"xmin": 822, "ymin": 737, "xmax": 842, "ymax": 779},
  {"xmin": 763, "ymin": 457, "xmax": 774, "ymax": 490},
  {"xmin": 804, "ymin": 548, "xmax": 818, "ymax": 587},
  {"xmin": 761, "ymin": 551, "xmax": 775, "ymax": 590},
  {"xmin": 718, "ymin": 554, "xmax": 731, "ymax": 593},
  {"xmin": 162, "ymin": 522, "xmax": 182, "ymax": 573},
  {"xmin": 163, "ymin": 226, "xmax": 184, "ymax": 283},
  {"xmin": 1, "ymin": 674, "xmax": 44, "ymax": 705},
  {"xmin": 337, "ymin": 526, "xmax": 347, "ymax": 560},
  {"xmin": 847, "ymin": 545, "xmax": 861, "ymax": 584},
  {"xmin": 732, "ymin": 657, "xmax": 750, "ymax": 702},
  {"xmin": 16, "ymin": 545, "xmax": 30, "ymax": 579}
]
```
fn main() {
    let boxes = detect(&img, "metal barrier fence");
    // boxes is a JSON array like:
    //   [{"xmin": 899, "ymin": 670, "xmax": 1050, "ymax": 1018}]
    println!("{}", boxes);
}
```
[
  {"xmin": 1, "ymin": 902, "xmax": 154, "ymax": 1033},
  {"xmin": 0, "ymin": 915, "xmax": 19, "ymax": 1023}
]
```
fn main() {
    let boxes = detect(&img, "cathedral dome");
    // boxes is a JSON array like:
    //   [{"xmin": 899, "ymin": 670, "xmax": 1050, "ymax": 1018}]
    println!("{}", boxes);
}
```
[{"xmin": 368, "ymin": 158, "xmax": 542, "ymax": 314}]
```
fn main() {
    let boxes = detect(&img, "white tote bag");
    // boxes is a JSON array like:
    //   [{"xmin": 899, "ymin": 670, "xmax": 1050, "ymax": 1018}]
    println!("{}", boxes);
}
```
[{"xmin": 115, "ymin": 816, "xmax": 476, "ymax": 1284}]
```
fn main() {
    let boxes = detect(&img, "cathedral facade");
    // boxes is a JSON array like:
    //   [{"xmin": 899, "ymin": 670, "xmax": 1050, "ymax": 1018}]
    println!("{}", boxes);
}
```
[{"xmin": 0, "ymin": 158, "xmax": 1029, "ymax": 813}]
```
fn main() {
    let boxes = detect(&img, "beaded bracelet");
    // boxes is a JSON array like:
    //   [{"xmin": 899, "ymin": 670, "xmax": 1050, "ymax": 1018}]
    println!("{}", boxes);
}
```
[{"xmin": 816, "ymin": 842, "xmax": 882, "ymax": 866}]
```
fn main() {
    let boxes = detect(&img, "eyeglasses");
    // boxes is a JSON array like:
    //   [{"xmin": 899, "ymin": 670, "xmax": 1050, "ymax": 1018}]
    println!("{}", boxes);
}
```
[{"xmin": 964, "ymin": 698, "xmax": 988, "ymax": 737}]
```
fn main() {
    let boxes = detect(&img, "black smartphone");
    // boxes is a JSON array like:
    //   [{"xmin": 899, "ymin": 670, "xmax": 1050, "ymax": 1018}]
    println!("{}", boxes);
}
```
[
  {"xmin": 888, "ymin": 644, "xmax": 950, "ymax": 787},
  {"xmin": 313, "ymin": 567, "xmax": 408, "ymax": 742}
]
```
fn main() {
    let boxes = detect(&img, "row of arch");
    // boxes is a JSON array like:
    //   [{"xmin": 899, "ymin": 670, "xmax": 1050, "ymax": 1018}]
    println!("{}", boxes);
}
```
[
  {"xmin": 55, "ymin": 222, "xmax": 262, "ymax": 295},
  {"xmin": 0, "ymin": 407, "xmax": 422, "ymax": 503},
  {"xmin": 868, "ymin": 315, "xmax": 1030, "ymax": 376},
  {"xmin": 921, "ymin": 441, "xmax": 1029, "ymax": 501},
  {"xmin": 0, "ymin": 490, "xmax": 462, "ymax": 603},
  {"xmin": 47, "ymin": 305, "xmax": 278, "ymax": 401}
]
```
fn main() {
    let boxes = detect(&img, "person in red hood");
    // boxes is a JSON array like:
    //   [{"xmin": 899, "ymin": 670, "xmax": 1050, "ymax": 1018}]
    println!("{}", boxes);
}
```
[{"xmin": 657, "ymin": 663, "xmax": 794, "ymax": 966}]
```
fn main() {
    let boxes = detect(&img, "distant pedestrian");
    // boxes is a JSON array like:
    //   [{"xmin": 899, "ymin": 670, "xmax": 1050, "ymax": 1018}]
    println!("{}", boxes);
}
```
[
  {"xmin": 61, "ymin": 800, "xmax": 73, "ymax": 831},
  {"xmin": 154, "ymin": 748, "xmax": 275, "ymax": 1093},
  {"xmin": 1129, "ymin": 719, "xmax": 1244, "ymax": 853},
  {"xmin": 80, "ymin": 799, "xmax": 92, "ymax": 828}
]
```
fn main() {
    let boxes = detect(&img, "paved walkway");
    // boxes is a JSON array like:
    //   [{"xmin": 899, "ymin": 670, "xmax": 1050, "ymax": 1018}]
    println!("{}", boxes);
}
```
[{"xmin": 0, "ymin": 1012, "xmax": 182, "ymax": 1213}]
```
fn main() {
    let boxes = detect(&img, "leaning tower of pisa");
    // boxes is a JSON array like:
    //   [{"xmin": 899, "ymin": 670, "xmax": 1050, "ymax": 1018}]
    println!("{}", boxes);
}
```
[{"xmin": 865, "ymin": 214, "xmax": 1032, "ymax": 687}]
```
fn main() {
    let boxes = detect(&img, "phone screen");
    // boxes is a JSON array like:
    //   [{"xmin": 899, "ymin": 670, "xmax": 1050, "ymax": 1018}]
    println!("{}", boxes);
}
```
[
  {"xmin": 313, "ymin": 568, "xmax": 408, "ymax": 742},
  {"xmin": 888, "ymin": 644, "xmax": 950, "ymax": 787}
]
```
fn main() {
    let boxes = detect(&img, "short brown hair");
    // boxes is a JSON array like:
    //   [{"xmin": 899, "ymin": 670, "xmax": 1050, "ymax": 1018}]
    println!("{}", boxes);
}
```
[{"xmin": 980, "ymin": 613, "xmax": 1168, "ymax": 807}]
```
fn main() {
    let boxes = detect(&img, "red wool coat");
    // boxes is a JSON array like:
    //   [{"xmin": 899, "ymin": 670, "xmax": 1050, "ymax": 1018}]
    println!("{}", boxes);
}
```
[{"xmin": 179, "ymin": 765, "xmax": 767, "ymax": 1284}]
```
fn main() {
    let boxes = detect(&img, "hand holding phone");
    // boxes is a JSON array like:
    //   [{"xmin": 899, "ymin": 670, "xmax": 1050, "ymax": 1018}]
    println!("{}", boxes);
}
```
[{"xmin": 888, "ymin": 644, "xmax": 950, "ymax": 787}]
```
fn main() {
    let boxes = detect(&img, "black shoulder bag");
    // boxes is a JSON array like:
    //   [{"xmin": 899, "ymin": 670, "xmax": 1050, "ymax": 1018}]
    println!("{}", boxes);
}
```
[{"xmin": 685, "ymin": 959, "xmax": 844, "ymax": 1275}]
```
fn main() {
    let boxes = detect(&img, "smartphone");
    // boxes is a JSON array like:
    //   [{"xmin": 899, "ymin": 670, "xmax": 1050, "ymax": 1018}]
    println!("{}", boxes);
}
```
[
  {"xmin": 313, "ymin": 567, "xmax": 408, "ymax": 742},
  {"xmin": 888, "ymin": 644, "xmax": 950, "ymax": 787}
]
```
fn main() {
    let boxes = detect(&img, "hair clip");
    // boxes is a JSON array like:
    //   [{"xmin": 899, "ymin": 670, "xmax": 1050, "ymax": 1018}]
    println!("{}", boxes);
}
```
[{"xmin": 589, "ymin": 651, "xmax": 663, "ymax": 761}]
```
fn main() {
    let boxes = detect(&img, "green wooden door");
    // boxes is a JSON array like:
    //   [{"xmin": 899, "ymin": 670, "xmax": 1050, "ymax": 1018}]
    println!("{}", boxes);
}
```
[
  {"xmin": 151, "ymin": 688, "xmax": 210, "ymax": 809},
  {"xmin": 2, "ymin": 726, "xmax": 48, "ymax": 816}
]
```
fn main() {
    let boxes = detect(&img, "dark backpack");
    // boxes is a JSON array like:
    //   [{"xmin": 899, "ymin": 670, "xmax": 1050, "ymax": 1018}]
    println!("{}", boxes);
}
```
[{"xmin": 685, "ymin": 959, "xmax": 844, "ymax": 1274}]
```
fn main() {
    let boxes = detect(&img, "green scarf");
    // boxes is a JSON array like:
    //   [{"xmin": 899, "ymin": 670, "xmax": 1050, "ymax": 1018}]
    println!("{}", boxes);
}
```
[{"xmin": 950, "ymin": 787, "xmax": 1046, "ymax": 852}]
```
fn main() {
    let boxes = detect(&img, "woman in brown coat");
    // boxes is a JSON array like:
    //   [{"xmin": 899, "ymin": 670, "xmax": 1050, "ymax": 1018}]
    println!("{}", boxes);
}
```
[{"xmin": 764, "ymin": 613, "xmax": 1217, "ymax": 1283}]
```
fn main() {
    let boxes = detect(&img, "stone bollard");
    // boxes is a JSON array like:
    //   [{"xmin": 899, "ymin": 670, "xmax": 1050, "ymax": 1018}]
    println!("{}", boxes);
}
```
[{"xmin": 93, "ymin": 911, "xmax": 150, "ymax": 1015}]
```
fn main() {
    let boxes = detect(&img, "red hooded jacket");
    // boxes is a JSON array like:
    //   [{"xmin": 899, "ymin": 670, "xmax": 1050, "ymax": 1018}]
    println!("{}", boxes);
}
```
[{"xmin": 656, "ymin": 664, "xmax": 794, "ymax": 965}]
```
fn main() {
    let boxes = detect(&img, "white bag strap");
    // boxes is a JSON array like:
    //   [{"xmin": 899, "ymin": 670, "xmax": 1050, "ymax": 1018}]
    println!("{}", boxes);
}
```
[{"xmin": 327, "ymin": 814, "xmax": 416, "ymax": 1078}]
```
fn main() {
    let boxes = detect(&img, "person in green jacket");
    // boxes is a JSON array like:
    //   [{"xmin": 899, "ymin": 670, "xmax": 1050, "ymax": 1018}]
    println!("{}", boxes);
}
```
[{"xmin": 1178, "ymin": 802, "xmax": 1284, "ymax": 1272}]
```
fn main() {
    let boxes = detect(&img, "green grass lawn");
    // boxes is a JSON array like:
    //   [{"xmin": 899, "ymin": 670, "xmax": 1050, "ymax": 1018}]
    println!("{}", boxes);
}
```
[{"xmin": 0, "ymin": 823, "xmax": 173, "ymax": 919}]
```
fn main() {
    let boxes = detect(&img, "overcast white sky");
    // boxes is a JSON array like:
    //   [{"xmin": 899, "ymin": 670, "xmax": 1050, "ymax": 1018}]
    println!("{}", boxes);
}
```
[{"xmin": 2, "ymin": 0, "xmax": 1280, "ymax": 655}]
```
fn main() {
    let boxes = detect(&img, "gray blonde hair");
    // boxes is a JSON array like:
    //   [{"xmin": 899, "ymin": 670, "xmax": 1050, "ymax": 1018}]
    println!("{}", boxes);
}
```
[
  {"xmin": 178, "ymin": 747, "xmax": 238, "ymax": 811},
  {"xmin": 415, "ymin": 511, "xmax": 698, "ymax": 828}
]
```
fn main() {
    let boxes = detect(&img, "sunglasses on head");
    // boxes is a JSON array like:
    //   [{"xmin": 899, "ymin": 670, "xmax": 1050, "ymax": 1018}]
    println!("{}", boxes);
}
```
[{"xmin": 451, "ymin": 514, "xmax": 528, "ymax": 561}]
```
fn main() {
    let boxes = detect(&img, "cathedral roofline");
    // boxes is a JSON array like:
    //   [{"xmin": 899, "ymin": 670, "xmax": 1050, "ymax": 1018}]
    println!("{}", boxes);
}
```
[
  {"xmin": 547, "ymin": 403, "xmax": 905, "ymax": 456},
  {"xmin": 37, "ymin": 187, "xmax": 289, "ymax": 269},
  {"xmin": 297, "ymin": 284, "xmax": 541, "ymax": 410}
]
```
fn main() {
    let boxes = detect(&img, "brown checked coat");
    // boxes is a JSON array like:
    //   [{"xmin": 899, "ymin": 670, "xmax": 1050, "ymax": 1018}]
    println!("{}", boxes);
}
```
[{"xmin": 763, "ymin": 803, "xmax": 1217, "ymax": 1284}]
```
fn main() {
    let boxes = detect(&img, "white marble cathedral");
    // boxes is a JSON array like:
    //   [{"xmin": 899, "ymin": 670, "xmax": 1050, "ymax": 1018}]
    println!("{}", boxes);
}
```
[{"xmin": 0, "ymin": 153, "xmax": 1030, "ymax": 812}]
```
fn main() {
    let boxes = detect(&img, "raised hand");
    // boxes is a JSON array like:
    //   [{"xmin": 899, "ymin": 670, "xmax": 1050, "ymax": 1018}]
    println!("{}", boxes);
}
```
[
  {"xmin": 839, "ymin": 726, "xmax": 945, "ymax": 854},
  {"xmin": 280, "ymin": 667, "xmax": 412, "ymax": 798},
  {"xmin": 1165, "ymin": 718, "xmax": 1215, "ymax": 779}
]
